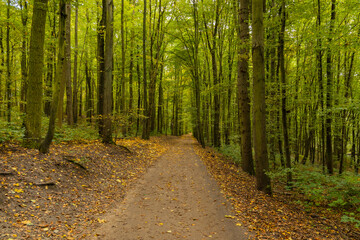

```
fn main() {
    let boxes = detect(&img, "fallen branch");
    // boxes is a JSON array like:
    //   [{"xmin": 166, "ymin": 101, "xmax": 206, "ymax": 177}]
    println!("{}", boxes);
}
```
[
  {"xmin": 63, "ymin": 155, "xmax": 87, "ymax": 170},
  {"xmin": 0, "ymin": 171, "xmax": 13, "ymax": 176},
  {"xmin": 115, "ymin": 144, "xmax": 132, "ymax": 154},
  {"xmin": 34, "ymin": 182, "xmax": 56, "ymax": 186}
]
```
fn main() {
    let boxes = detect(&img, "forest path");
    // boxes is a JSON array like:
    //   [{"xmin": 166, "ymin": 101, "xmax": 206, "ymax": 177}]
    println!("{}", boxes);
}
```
[{"xmin": 91, "ymin": 135, "xmax": 250, "ymax": 240}]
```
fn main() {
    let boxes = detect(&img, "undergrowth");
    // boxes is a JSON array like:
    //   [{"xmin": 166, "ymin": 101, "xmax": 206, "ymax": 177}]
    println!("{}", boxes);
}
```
[
  {"xmin": 0, "ymin": 117, "xmax": 99, "ymax": 144},
  {"xmin": 218, "ymin": 144, "xmax": 241, "ymax": 165},
  {"xmin": 268, "ymin": 165, "xmax": 360, "ymax": 227}
]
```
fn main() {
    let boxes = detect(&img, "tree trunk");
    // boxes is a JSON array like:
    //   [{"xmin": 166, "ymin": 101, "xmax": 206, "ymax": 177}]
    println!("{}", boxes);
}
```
[
  {"xmin": 6, "ymin": 0, "xmax": 11, "ymax": 122},
  {"xmin": 192, "ymin": 0, "xmax": 205, "ymax": 147},
  {"xmin": 142, "ymin": 0, "xmax": 149, "ymax": 140},
  {"xmin": 325, "ymin": 0, "xmax": 336, "ymax": 175},
  {"xmin": 20, "ymin": 0, "xmax": 28, "ymax": 113},
  {"xmin": 97, "ymin": 0, "xmax": 106, "ymax": 135},
  {"xmin": 65, "ymin": 3, "xmax": 73, "ymax": 126},
  {"xmin": 73, "ymin": 0, "xmax": 79, "ymax": 124},
  {"xmin": 252, "ymin": 0, "xmax": 271, "ymax": 194},
  {"xmin": 24, "ymin": 0, "xmax": 48, "ymax": 148},
  {"xmin": 39, "ymin": 0, "xmax": 67, "ymax": 153},
  {"xmin": 102, "ymin": 0, "xmax": 113, "ymax": 143},
  {"xmin": 279, "ymin": 0, "xmax": 292, "ymax": 185},
  {"xmin": 238, "ymin": 0, "xmax": 254, "ymax": 175}
]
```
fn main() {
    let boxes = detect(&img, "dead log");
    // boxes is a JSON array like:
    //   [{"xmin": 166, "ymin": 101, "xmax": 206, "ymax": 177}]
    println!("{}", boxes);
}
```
[
  {"xmin": 63, "ymin": 155, "xmax": 87, "ymax": 170},
  {"xmin": 115, "ymin": 144, "xmax": 132, "ymax": 153},
  {"xmin": 34, "ymin": 182, "xmax": 56, "ymax": 186}
]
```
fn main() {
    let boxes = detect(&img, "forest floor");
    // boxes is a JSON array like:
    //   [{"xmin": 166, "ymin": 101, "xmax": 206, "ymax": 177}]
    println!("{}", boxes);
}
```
[{"xmin": 0, "ymin": 135, "xmax": 359, "ymax": 239}]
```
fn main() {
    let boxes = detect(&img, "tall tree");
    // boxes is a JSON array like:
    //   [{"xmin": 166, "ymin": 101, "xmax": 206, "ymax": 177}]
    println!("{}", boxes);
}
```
[
  {"xmin": 142, "ymin": 0, "xmax": 149, "ymax": 139},
  {"xmin": 279, "ymin": 0, "xmax": 292, "ymax": 185},
  {"xmin": 325, "ymin": 0, "xmax": 336, "ymax": 175},
  {"xmin": 102, "ymin": 0, "xmax": 114, "ymax": 143},
  {"xmin": 237, "ymin": 0, "xmax": 254, "ymax": 175},
  {"xmin": 65, "ymin": 2, "xmax": 73, "ymax": 126},
  {"xmin": 203, "ymin": 0, "xmax": 221, "ymax": 147},
  {"xmin": 24, "ymin": 0, "xmax": 49, "ymax": 148},
  {"xmin": 20, "ymin": 0, "xmax": 28, "ymax": 113},
  {"xmin": 97, "ymin": 0, "xmax": 106, "ymax": 135},
  {"xmin": 252, "ymin": 0, "xmax": 271, "ymax": 194},
  {"xmin": 6, "ymin": 0, "xmax": 11, "ymax": 122},
  {"xmin": 73, "ymin": 0, "xmax": 79, "ymax": 124},
  {"xmin": 192, "ymin": 0, "xmax": 205, "ymax": 147},
  {"xmin": 39, "ymin": 0, "xmax": 68, "ymax": 153}
]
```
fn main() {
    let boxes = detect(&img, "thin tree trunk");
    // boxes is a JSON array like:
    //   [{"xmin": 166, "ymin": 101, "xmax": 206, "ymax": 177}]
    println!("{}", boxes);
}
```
[
  {"xmin": 102, "ymin": 0, "xmax": 113, "ymax": 143},
  {"xmin": 6, "ymin": 0, "xmax": 11, "ymax": 122},
  {"xmin": 192, "ymin": 0, "xmax": 205, "ymax": 147},
  {"xmin": 279, "ymin": 0, "xmax": 292, "ymax": 185},
  {"xmin": 325, "ymin": 0, "xmax": 336, "ymax": 175},
  {"xmin": 97, "ymin": 0, "xmax": 106, "ymax": 135},
  {"xmin": 20, "ymin": 0, "xmax": 28, "ymax": 113},
  {"xmin": 65, "ymin": 3, "xmax": 73, "ymax": 126},
  {"xmin": 73, "ymin": 0, "xmax": 79, "ymax": 124},
  {"xmin": 142, "ymin": 0, "xmax": 150, "ymax": 140}
]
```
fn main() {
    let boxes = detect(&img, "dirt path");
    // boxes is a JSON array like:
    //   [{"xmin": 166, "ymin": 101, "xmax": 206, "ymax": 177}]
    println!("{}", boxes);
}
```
[{"xmin": 91, "ymin": 135, "xmax": 250, "ymax": 240}]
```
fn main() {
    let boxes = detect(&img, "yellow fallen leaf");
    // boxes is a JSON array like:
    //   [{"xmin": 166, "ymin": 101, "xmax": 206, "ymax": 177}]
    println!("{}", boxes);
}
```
[
  {"xmin": 97, "ymin": 218, "xmax": 106, "ymax": 223},
  {"xmin": 225, "ymin": 215, "xmax": 235, "ymax": 219},
  {"xmin": 21, "ymin": 220, "xmax": 33, "ymax": 226}
]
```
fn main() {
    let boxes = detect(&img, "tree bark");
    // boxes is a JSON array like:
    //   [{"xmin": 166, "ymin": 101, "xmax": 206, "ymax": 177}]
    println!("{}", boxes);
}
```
[
  {"xmin": 39, "ymin": 0, "xmax": 67, "ymax": 153},
  {"xmin": 97, "ymin": 0, "xmax": 106, "ymax": 135},
  {"xmin": 65, "ymin": 3, "xmax": 73, "ymax": 126},
  {"xmin": 24, "ymin": 0, "xmax": 48, "ymax": 148},
  {"xmin": 20, "ymin": 0, "xmax": 28, "ymax": 113},
  {"xmin": 102, "ymin": 0, "xmax": 113, "ymax": 143},
  {"xmin": 238, "ymin": 0, "xmax": 254, "ymax": 175},
  {"xmin": 325, "ymin": 0, "xmax": 336, "ymax": 175},
  {"xmin": 279, "ymin": 0, "xmax": 292, "ymax": 185},
  {"xmin": 192, "ymin": 0, "xmax": 205, "ymax": 147},
  {"xmin": 252, "ymin": 0, "xmax": 271, "ymax": 194},
  {"xmin": 73, "ymin": 0, "xmax": 79, "ymax": 124},
  {"xmin": 6, "ymin": 0, "xmax": 11, "ymax": 122},
  {"xmin": 142, "ymin": 0, "xmax": 149, "ymax": 139}
]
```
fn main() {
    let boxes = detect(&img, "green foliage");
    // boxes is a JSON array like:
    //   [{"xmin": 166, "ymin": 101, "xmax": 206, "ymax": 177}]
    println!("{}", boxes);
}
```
[
  {"xmin": 219, "ymin": 144, "xmax": 241, "ymax": 165},
  {"xmin": 269, "ymin": 165, "xmax": 360, "ymax": 211},
  {"xmin": 341, "ymin": 213, "xmax": 360, "ymax": 228},
  {"xmin": 0, "ymin": 118, "xmax": 24, "ymax": 143},
  {"xmin": 53, "ymin": 122, "xmax": 99, "ymax": 143}
]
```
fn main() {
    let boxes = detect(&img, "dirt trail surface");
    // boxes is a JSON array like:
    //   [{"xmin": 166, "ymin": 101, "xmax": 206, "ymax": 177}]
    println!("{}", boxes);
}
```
[{"xmin": 91, "ymin": 135, "xmax": 250, "ymax": 240}]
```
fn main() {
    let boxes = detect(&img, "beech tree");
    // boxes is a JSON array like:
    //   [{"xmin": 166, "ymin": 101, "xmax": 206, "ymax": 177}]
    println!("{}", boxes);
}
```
[
  {"xmin": 252, "ymin": 0, "xmax": 271, "ymax": 194},
  {"xmin": 24, "ymin": 0, "xmax": 48, "ymax": 148}
]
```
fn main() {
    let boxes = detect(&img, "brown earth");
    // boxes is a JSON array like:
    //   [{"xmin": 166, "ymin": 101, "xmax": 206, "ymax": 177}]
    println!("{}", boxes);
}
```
[
  {"xmin": 89, "ymin": 135, "xmax": 250, "ymax": 239},
  {"xmin": 0, "ymin": 137, "xmax": 168, "ymax": 239}
]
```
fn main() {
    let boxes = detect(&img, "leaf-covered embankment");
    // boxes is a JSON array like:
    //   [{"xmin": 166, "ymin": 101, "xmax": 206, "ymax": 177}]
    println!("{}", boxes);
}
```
[
  {"xmin": 0, "ymin": 137, "xmax": 168, "ymax": 239},
  {"xmin": 194, "ymin": 144, "xmax": 360, "ymax": 239}
]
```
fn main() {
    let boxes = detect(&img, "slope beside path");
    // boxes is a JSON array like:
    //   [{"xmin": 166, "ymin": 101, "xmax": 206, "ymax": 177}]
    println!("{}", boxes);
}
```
[{"xmin": 90, "ymin": 135, "xmax": 250, "ymax": 240}]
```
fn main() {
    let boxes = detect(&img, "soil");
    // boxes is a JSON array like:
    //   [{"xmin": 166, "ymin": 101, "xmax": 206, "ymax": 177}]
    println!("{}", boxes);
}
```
[
  {"xmin": 89, "ymin": 135, "xmax": 250, "ymax": 239},
  {"xmin": 0, "ymin": 137, "xmax": 168, "ymax": 239}
]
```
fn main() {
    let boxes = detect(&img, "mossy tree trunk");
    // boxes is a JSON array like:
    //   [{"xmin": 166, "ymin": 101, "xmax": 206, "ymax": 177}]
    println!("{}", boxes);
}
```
[
  {"xmin": 39, "ymin": 0, "xmax": 67, "ymax": 153},
  {"xmin": 238, "ymin": 0, "xmax": 254, "ymax": 175},
  {"xmin": 252, "ymin": 0, "xmax": 271, "ymax": 195},
  {"xmin": 24, "ymin": 0, "xmax": 48, "ymax": 148}
]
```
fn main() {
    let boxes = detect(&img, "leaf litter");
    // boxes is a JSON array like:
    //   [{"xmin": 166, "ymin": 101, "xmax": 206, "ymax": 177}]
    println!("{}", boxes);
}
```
[
  {"xmin": 0, "ymin": 137, "xmax": 168, "ymax": 239},
  {"xmin": 194, "ymin": 144, "xmax": 360, "ymax": 240}
]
